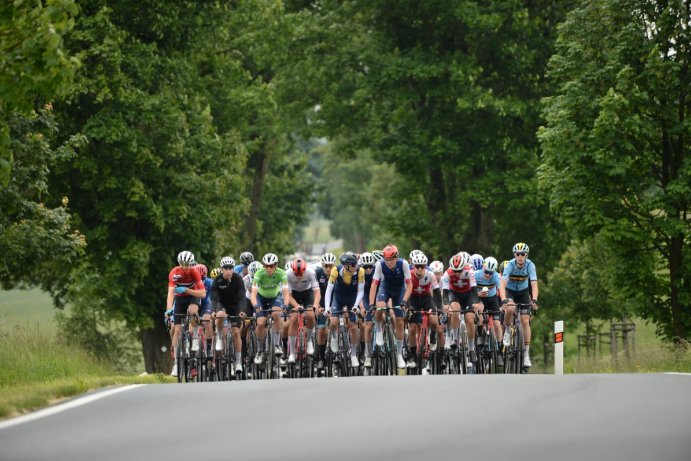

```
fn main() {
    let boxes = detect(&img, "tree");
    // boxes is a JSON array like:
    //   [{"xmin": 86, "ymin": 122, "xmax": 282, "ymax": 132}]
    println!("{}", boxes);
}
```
[{"xmin": 538, "ymin": 0, "xmax": 690, "ymax": 340}]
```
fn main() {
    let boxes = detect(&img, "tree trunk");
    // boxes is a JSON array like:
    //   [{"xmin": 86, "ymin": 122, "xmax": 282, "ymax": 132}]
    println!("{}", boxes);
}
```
[
  {"xmin": 140, "ymin": 317, "xmax": 172, "ymax": 374},
  {"xmin": 427, "ymin": 163, "xmax": 454, "ymax": 256},
  {"xmin": 243, "ymin": 141, "xmax": 272, "ymax": 249},
  {"xmin": 669, "ymin": 233, "xmax": 686, "ymax": 341},
  {"xmin": 470, "ymin": 200, "xmax": 493, "ymax": 255}
]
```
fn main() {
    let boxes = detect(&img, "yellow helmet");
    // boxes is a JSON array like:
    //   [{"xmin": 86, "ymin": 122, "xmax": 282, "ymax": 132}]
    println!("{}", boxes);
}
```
[
  {"xmin": 209, "ymin": 267, "xmax": 221, "ymax": 278},
  {"xmin": 498, "ymin": 260, "xmax": 510, "ymax": 274}
]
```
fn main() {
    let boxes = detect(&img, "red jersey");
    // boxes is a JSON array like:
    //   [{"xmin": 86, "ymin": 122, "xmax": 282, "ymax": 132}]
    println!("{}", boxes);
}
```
[
  {"xmin": 442, "ymin": 266, "xmax": 476, "ymax": 293},
  {"xmin": 411, "ymin": 270, "xmax": 439, "ymax": 297},
  {"xmin": 168, "ymin": 266, "xmax": 204, "ymax": 297}
]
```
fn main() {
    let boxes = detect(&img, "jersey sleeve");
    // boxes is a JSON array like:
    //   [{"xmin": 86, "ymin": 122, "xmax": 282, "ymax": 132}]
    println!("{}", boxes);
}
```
[
  {"xmin": 193, "ymin": 268, "xmax": 204, "ymax": 290},
  {"xmin": 402, "ymin": 260, "xmax": 411, "ymax": 282},
  {"xmin": 357, "ymin": 267, "xmax": 365, "ymax": 284},
  {"xmin": 372, "ymin": 262, "xmax": 383, "ymax": 282},
  {"xmin": 501, "ymin": 262, "xmax": 512, "ymax": 282},
  {"xmin": 441, "ymin": 273, "xmax": 450, "ymax": 291},
  {"xmin": 168, "ymin": 269, "xmax": 176, "ymax": 287},
  {"xmin": 328, "ymin": 267, "xmax": 339, "ymax": 284},
  {"xmin": 430, "ymin": 272, "xmax": 440, "ymax": 290},
  {"xmin": 468, "ymin": 269, "xmax": 477, "ymax": 288},
  {"xmin": 309, "ymin": 270, "xmax": 319, "ymax": 290},
  {"xmin": 529, "ymin": 261, "xmax": 538, "ymax": 281}
]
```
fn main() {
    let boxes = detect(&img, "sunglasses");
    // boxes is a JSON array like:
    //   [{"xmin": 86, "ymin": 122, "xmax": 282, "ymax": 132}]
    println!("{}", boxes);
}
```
[
  {"xmin": 222, "ymin": 266, "xmax": 234, "ymax": 270},
  {"xmin": 264, "ymin": 264, "xmax": 276, "ymax": 269},
  {"xmin": 452, "ymin": 269, "xmax": 463, "ymax": 273},
  {"xmin": 362, "ymin": 265, "xmax": 374, "ymax": 270},
  {"xmin": 414, "ymin": 265, "xmax": 426, "ymax": 269},
  {"xmin": 515, "ymin": 252, "xmax": 526, "ymax": 257},
  {"xmin": 484, "ymin": 269, "xmax": 494, "ymax": 275},
  {"xmin": 384, "ymin": 258, "xmax": 397, "ymax": 262}
]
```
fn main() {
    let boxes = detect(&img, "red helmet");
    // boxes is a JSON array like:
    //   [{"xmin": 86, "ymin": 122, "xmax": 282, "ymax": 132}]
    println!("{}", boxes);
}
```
[
  {"xmin": 291, "ymin": 257, "xmax": 307, "ymax": 276},
  {"xmin": 382, "ymin": 244, "xmax": 399, "ymax": 259},
  {"xmin": 194, "ymin": 263, "xmax": 208, "ymax": 279}
]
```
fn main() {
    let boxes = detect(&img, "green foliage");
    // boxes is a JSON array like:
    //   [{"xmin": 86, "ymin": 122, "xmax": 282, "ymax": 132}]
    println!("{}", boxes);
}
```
[
  {"xmin": 0, "ymin": 107, "xmax": 86, "ymax": 292},
  {"xmin": 539, "ymin": 0, "xmax": 690, "ymax": 340},
  {"xmin": 0, "ymin": 0, "xmax": 80, "ymax": 182}
]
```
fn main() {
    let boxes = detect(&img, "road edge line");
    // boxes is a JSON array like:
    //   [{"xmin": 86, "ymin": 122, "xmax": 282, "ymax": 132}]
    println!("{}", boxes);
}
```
[{"xmin": 0, "ymin": 384, "xmax": 145, "ymax": 431}]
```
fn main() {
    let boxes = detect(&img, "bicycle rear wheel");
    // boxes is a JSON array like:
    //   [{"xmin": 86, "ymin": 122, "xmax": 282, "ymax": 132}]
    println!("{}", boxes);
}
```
[{"xmin": 459, "ymin": 322, "xmax": 469, "ymax": 375}]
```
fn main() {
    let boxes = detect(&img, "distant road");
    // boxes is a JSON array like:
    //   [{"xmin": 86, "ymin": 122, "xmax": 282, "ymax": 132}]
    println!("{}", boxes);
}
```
[{"xmin": 1, "ymin": 374, "xmax": 690, "ymax": 461}]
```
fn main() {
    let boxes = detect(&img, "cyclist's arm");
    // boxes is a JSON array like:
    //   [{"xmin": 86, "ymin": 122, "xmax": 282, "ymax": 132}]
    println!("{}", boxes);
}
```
[
  {"xmin": 324, "ymin": 282, "xmax": 334, "ymax": 311},
  {"xmin": 312, "ymin": 287, "xmax": 321, "ymax": 311},
  {"xmin": 250, "ymin": 285, "xmax": 258, "ymax": 308},
  {"xmin": 233, "ymin": 276, "xmax": 246, "ymax": 310},
  {"xmin": 402, "ymin": 263, "xmax": 412, "ymax": 303},
  {"xmin": 282, "ymin": 284, "xmax": 291, "ymax": 308},
  {"xmin": 442, "ymin": 288, "xmax": 450, "ymax": 306},
  {"xmin": 433, "ymin": 287, "xmax": 442, "ymax": 310},
  {"xmin": 530, "ymin": 280, "xmax": 539, "ymax": 305},
  {"xmin": 166, "ymin": 287, "xmax": 175, "ymax": 311},
  {"xmin": 210, "ymin": 280, "xmax": 220, "ymax": 312},
  {"xmin": 369, "ymin": 263, "xmax": 383, "ymax": 306},
  {"xmin": 529, "ymin": 261, "xmax": 538, "ymax": 304}
]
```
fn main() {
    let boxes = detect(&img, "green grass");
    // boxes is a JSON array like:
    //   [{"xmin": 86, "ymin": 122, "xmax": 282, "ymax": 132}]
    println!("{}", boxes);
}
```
[
  {"xmin": 0, "ymin": 325, "xmax": 174, "ymax": 418},
  {"xmin": 0, "ymin": 289, "xmax": 61, "ymax": 329}
]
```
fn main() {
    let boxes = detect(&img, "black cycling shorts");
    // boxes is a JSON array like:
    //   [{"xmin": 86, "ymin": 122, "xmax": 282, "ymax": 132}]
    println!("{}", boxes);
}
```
[
  {"xmin": 408, "ymin": 295, "xmax": 437, "ymax": 324},
  {"xmin": 173, "ymin": 296, "xmax": 201, "ymax": 325}
]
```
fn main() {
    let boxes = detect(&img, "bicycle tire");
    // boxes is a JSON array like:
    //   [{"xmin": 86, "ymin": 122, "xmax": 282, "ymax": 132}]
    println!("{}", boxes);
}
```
[
  {"xmin": 459, "ymin": 322, "xmax": 469, "ymax": 375},
  {"xmin": 386, "ymin": 322, "xmax": 397, "ymax": 375},
  {"xmin": 488, "ymin": 330, "xmax": 498, "ymax": 374}
]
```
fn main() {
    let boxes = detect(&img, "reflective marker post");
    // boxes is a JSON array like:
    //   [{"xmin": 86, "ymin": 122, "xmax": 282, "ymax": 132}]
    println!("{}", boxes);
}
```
[{"xmin": 554, "ymin": 320, "xmax": 564, "ymax": 375}]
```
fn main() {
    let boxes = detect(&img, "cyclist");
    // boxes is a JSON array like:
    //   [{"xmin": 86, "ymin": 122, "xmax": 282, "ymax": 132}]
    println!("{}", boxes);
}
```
[
  {"xmin": 211, "ymin": 256, "xmax": 246, "ymax": 373},
  {"xmin": 429, "ymin": 259, "xmax": 447, "ymax": 354},
  {"xmin": 166, "ymin": 251, "xmax": 206, "ymax": 377},
  {"xmin": 406, "ymin": 252, "xmax": 442, "ymax": 368},
  {"xmin": 499, "ymin": 242, "xmax": 539, "ymax": 368},
  {"xmin": 314, "ymin": 252, "xmax": 336, "ymax": 370},
  {"xmin": 369, "ymin": 244, "xmax": 413, "ymax": 370},
  {"xmin": 234, "ymin": 251, "xmax": 254, "ymax": 277},
  {"xmin": 286, "ymin": 257, "xmax": 321, "ymax": 363},
  {"xmin": 324, "ymin": 251, "xmax": 365, "ymax": 368},
  {"xmin": 250, "ymin": 253, "xmax": 290, "ymax": 364},
  {"xmin": 195, "ymin": 263, "xmax": 214, "ymax": 354},
  {"xmin": 358, "ymin": 252, "xmax": 377, "ymax": 367},
  {"xmin": 475, "ymin": 256, "xmax": 504, "ymax": 366},
  {"xmin": 441, "ymin": 251, "xmax": 482, "ymax": 363}
]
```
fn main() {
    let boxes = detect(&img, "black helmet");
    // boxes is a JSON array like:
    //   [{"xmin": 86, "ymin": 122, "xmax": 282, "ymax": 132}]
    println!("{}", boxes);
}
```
[
  {"xmin": 240, "ymin": 251, "xmax": 254, "ymax": 266},
  {"xmin": 339, "ymin": 251, "xmax": 358, "ymax": 266}
]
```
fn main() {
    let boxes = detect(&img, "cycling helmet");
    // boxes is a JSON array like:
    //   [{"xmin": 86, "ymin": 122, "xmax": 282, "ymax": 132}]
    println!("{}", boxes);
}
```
[
  {"xmin": 512, "ymin": 242, "xmax": 529, "ymax": 254},
  {"xmin": 248, "ymin": 261, "xmax": 262, "ymax": 276},
  {"xmin": 220, "ymin": 256, "xmax": 235, "ymax": 268},
  {"xmin": 409, "ymin": 249, "xmax": 423, "ymax": 261},
  {"xmin": 411, "ymin": 253, "xmax": 428, "ymax": 266},
  {"xmin": 321, "ymin": 252, "xmax": 337, "ymax": 265},
  {"xmin": 430, "ymin": 260, "xmax": 444, "ymax": 274},
  {"xmin": 372, "ymin": 250, "xmax": 384, "ymax": 262},
  {"xmin": 239, "ymin": 251, "xmax": 254, "ymax": 266},
  {"xmin": 470, "ymin": 254, "xmax": 484, "ymax": 271},
  {"xmin": 339, "ymin": 251, "xmax": 358, "ymax": 266},
  {"xmin": 291, "ymin": 258, "xmax": 307, "ymax": 276},
  {"xmin": 483, "ymin": 257, "xmax": 498, "ymax": 272},
  {"xmin": 498, "ymin": 260, "xmax": 510, "ymax": 274},
  {"xmin": 177, "ymin": 251, "xmax": 195, "ymax": 266},
  {"xmin": 382, "ymin": 244, "xmax": 398, "ymax": 258},
  {"xmin": 450, "ymin": 252, "xmax": 470, "ymax": 271},
  {"xmin": 209, "ymin": 267, "xmax": 221, "ymax": 278},
  {"xmin": 284, "ymin": 261, "xmax": 292, "ymax": 271},
  {"xmin": 262, "ymin": 253, "xmax": 279, "ymax": 266},
  {"xmin": 359, "ymin": 252, "xmax": 375, "ymax": 266},
  {"xmin": 194, "ymin": 264, "xmax": 208, "ymax": 279}
]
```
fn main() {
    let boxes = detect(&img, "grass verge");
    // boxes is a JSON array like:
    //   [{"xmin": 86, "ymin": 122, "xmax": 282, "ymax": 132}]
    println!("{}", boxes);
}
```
[{"xmin": 0, "ymin": 324, "xmax": 174, "ymax": 419}]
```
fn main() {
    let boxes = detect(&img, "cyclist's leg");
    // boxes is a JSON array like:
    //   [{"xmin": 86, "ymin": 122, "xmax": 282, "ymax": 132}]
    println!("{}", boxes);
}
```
[
  {"xmin": 287, "ymin": 310, "xmax": 298, "ymax": 362},
  {"xmin": 187, "ymin": 301, "xmax": 201, "ymax": 351},
  {"xmin": 270, "ymin": 302, "xmax": 283, "ymax": 355},
  {"xmin": 229, "ymin": 313, "xmax": 243, "ymax": 371},
  {"xmin": 449, "ymin": 298, "xmax": 462, "ymax": 346},
  {"xmin": 347, "ymin": 309, "xmax": 359, "ymax": 365}
]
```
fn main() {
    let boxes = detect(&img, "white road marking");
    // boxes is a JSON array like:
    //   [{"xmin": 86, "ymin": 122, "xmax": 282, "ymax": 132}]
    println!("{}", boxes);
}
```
[
  {"xmin": 0, "ymin": 384, "xmax": 145, "ymax": 431},
  {"xmin": 664, "ymin": 372, "xmax": 691, "ymax": 376}
]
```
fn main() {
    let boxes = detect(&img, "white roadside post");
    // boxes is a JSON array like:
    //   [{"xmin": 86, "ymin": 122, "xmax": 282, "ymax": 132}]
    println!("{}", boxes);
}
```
[{"xmin": 554, "ymin": 320, "xmax": 564, "ymax": 375}]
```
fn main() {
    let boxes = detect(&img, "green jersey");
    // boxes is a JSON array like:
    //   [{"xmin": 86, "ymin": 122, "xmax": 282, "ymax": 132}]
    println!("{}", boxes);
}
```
[{"xmin": 252, "ymin": 268, "xmax": 287, "ymax": 298}]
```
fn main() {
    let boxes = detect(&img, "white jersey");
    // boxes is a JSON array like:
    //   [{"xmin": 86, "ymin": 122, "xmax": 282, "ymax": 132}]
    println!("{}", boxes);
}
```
[
  {"xmin": 411, "ymin": 270, "xmax": 439, "ymax": 297},
  {"xmin": 243, "ymin": 274, "xmax": 252, "ymax": 299},
  {"xmin": 286, "ymin": 268, "xmax": 319, "ymax": 292}
]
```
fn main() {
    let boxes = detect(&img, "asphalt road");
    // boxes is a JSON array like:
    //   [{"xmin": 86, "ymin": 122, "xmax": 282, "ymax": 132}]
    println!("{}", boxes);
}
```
[{"xmin": 1, "ymin": 374, "xmax": 690, "ymax": 461}]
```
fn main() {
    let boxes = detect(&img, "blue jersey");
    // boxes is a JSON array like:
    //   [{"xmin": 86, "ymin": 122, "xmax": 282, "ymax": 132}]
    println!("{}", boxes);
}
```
[
  {"xmin": 233, "ymin": 264, "xmax": 244, "ymax": 275},
  {"xmin": 475, "ymin": 269, "xmax": 501, "ymax": 298},
  {"xmin": 374, "ymin": 259, "xmax": 409, "ymax": 293},
  {"xmin": 201, "ymin": 277, "xmax": 213, "ymax": 311},
  {"xmin": 501, "ymin": 258, "xmax": 537, "ymax": 292}
]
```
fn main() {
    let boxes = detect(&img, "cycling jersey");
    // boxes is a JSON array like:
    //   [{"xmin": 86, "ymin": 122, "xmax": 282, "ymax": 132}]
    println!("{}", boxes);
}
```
[
  {"xmin": 200, "ymin": 277, "xmax": 213, "ymax": 314},
  {"xmin": 243, "ymin": 274, "xmax": 252, "ymax": 299},
  {"xmin": 211, "ymin": 272, "xmax": 245, "ymax": 312},
  {"xmin": 286, "ymin": 268, "xmax": 319, "ymax": 293},
  {"xmin": 411, "ymin": 269, "xmax": 439, "ymax": 297},
  {"xmin": 474, "ymin": 269, "xmax": 501, "ymax": 298},
  {"xmin": 501, "ymin": 258, "xmax": 537, "ymax": 292},
  {"xmin": 441, "ymin": 266, "xmax": 476, "ymax": 293},
  {"xmin": 314, "ymin": 266, "xmax": 330, "ymax": 307},
  {"xmin": 326, "ymin": 265, "xmax": 365, "ymax": 310},
  {"xmin": 168, "ymin": 266, "xmax": 204, "ymax": 297},
  {"xmin": 372, "ymin": 259, "xmax": 411, "ymax": 293},
  {"xmin": 252, "ymin": 268, "xmax": 288, "ymax": 298},
  {"xmin": 233, "ymin": 264, "xmax": 245, "ymax": 276}
]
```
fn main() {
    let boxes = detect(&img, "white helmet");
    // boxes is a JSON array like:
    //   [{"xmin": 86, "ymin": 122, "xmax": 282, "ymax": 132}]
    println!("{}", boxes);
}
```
[
  {"xmin": 285, "ymin": 261, "xmax": 292, "ymax": 271},
  {"xmin": 219, "ymin": 256, "xmax": 235, "ymax": 268},
  {"xmin": 411, "ymin": 252, "xmax": 428, "ymax": 266},
  {"xmin": 177, "ymin": 251, "xmax": 195, "ymax": 266},
  {"xmin": 512, "ymin": 242, "xmax": 529, "ymax": 254},
  {"xmin": 409, "ymin": 249, "xmax": 423, "ymax": 261},
  {"xmin": 449, "ymin": 252, "xmax": 470, "ymax": 271},
  {"xmin": 248, "ymin": 261, "xmax": 262, "ymax": 276},
  {"xmin": 372, "ymin": 250, "xmax": 384, "ymax": 262},
  {"xmin": 430, "ymin": 260, "xmax": 444, "ymax": 274},
  {"xmin": 359, "ymin": 252, "xmax": 375, "ymax": 266},
  {"xmin": 321, "ymin": 252, "xmax": 336, "ymax": 265},
  {"xmin": 262, "ymin": 253, "xmax": 279, "ymax": 265},
  {"xmin": 470, "ymin": 254, "xmax": 484, "ymax": 271},
  {"xmin": 483, "ymin": 257, "xmax": 498, "ymax": 272}
]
